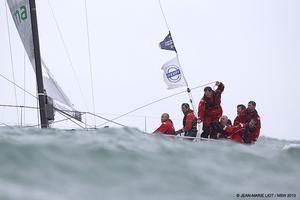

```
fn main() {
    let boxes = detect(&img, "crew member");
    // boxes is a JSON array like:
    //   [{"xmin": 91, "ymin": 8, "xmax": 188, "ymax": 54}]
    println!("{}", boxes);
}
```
[
  {"xmin": 176, "ymin": 103, "xmax": 197, "ymax": 138},
  {"xmin": 233, "ymin": 104, "xmax": 247, "ymax": 126},
  {"xmin": 243, "ymin": 101, "xmax": 261, "ymax": 144},
  {"xmin": 210, "ymin": 115, "xmax": 245, "ymax": 143},
  {"xmin": 198, "ymin": 81, "xmax": 224, "ymax": 138},
  {"xmin": 153, "ymin": 113, "xmax": 175, "ymax": 135}
]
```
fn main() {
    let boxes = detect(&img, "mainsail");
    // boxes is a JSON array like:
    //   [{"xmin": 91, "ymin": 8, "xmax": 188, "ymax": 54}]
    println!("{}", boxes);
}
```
[{"xmin": 6, "ymin": 0, "xmax": 81, "ymax": 121}]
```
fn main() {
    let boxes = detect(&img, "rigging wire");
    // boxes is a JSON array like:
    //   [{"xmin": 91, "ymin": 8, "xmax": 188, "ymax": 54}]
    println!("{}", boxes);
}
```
[
  {"xmin": 175, "ymin": 54, "xmax": 197, "ymax": 112},
  {"xmin": 0, "ymin": 105, "xmax": 89, "ymax": 129},
  {"xmin": 84, "ymin": 0, "xmax": 96, "ymax": 127},
  {"xmin": 46, "ymin": 0, "xmax": 89, "ymax": 111},
  {"xmin": 94, "ymin": 112, "xmax": 182, "ymax": 121},
  {"xmin": 0, "ymin": 104, "xmax": 38, "ymax": 110},
  {"xmin": 21, "ymin": 110, "xmax": 87, "ymax": 129},
  {"xmin": 158, "ymin": 0, "xmax": 171, "ymax": 31},
  {"xmin": 51, "ymin": 109, "xmax": 127, "ymax": 128},
  {"xmin": 86, "ymin": 112, "xmax": 126, "ymax": 128},
  {"xmin": 5, "ymin": 2, "xmax": 19, "ymax": 125},
  {"xmin": 0, "ymin": 122, "xmax": 13, "ymax": 128},
  {"xmin": 56, "ymin": 110, "xmax": 86, "ymax": 129},
  {"xmin": 0, "ymin": 72, "xmax": 37, "ymax": 99},
  {"xmin": 157, "ymin": 0, "xmax": 197, "ymax": 112},
  {"xmin": 22, "ymin": 50, "xmax": 26, "ymax": 126},
  {"xmin": 98, "ymin": 81, "xmax": 216, "ymax": 127}
]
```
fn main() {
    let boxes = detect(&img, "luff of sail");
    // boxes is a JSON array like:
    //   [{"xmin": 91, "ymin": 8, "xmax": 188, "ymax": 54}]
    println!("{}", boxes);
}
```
[{"xmin": 6, "ymin": 0, "xmax": 81, "ymax": 122}]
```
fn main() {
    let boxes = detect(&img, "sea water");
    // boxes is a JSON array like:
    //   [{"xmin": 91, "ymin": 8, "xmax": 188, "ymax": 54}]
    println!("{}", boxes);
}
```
[{"xmin": 0, "ymin": 127, "xmax": 299, "ymax": 200}]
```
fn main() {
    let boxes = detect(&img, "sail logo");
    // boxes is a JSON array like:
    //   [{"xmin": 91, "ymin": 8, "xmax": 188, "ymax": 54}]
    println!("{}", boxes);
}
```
[
  {"xmin": 166, "ymin": 66, "xmax": 181, "ymax": 83},
  {"xmin": 13, "ymin": 6, "xmax": 28, "ymax": 25}
]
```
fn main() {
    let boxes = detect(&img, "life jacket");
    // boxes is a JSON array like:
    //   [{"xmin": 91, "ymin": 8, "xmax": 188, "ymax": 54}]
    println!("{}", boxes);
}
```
[
  {"xmin": 242, "ymin": 123, "xmax": 254, "ymax": 144},
  {"xmin": 183, "ymin": 111, "xmax": 197, "ymax": 135},
  {"xmin": 204, "ymin": 93, "xmax": 219, "ymax": 111},
  {"xmin": 239, "ymin": 110, "xmax": 247, "ymax": 123},
  {"xmin": 245, "ymin": 109, "xmax": 258, "ymax": 123}
]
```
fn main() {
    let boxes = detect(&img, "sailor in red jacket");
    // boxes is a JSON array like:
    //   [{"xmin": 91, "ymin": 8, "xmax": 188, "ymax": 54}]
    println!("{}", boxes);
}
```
[
  {"xmin": 153, "ymin": 113, "xmax": 175, "ymax": 135},
  {"xmin": 210, "ymin": 115, "xmax": 233, "ymax": 139},
  {"xmin": 176, "ymin": 103, "xmax": 198, "ymax": 138},
  {"xmin": 243, "ymin": 101, "xmax": 261, "ymax": 144},
  {"xmin": 209, "ymin": 115, "xmax": 244, "ymax": 143},
  {"xmin": 233, "ymin": 104, "xmax": 247, "ymax": 126},
  {"xmin": 223, "ymin": 123, "xmax": 246, "ymax": 144},
  {"xmin": 197, "ymin": 81, "xmax": 224, "ymax": 138}
]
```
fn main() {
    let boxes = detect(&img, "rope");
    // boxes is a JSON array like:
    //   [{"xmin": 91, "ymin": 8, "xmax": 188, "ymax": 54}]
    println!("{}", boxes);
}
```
[
  {"xmin": 84, "ymin": 0, "xmax": 96, "ymax": 127},
  {"xmin": 0, "ymin": 72, "xmax": 37, "ymax": 99},
  {"xmin": 5, "ymin": 2, "xmax": 19, "ymax": 125},
  {"xmin": 98, "ymin": 81, "xmax": 215, "ymax": 127},
  {"xmin": 47, "ymin": 0, "xmax": 89, "ymax": 111}
]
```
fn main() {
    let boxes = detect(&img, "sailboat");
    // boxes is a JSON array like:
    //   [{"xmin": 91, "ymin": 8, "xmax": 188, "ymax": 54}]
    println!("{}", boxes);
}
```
[
  {"xmin": 2, "ymin": 0, "xmax": 166, "ymax": 130},
  {"xmin": 2, "ymin": 0, "xmax": 213, "ymax": 137}
]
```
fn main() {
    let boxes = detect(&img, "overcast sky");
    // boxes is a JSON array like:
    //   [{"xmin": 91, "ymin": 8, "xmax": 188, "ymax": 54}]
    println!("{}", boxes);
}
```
[{"xmin": 1, "ymin": 0, "xmax": 300, "ymax": 141}]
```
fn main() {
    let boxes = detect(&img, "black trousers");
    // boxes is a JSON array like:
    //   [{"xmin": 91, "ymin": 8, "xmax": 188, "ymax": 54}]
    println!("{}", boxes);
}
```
[
  {"xmin": 184, "ymin": 131, "xmax": 197, "ymax": 138},
  {"xmin": 201, "ymin": 122, "xmax": 220, "ymax": 139},
  {"xmin": 201, "ymin": 124, "xmax": 210, "ymax": 138}
]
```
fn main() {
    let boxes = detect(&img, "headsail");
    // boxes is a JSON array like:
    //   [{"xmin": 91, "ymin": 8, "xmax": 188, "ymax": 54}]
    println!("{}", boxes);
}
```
[{"xmin": 6, "ymin": 0, "xmax": 81, "ymax": 121}]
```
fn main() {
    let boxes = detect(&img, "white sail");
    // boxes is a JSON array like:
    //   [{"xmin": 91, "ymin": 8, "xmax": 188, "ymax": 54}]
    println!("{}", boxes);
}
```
[{"xmin": 6, "ymin": 0, "xmax": 81, "ymax": 121}]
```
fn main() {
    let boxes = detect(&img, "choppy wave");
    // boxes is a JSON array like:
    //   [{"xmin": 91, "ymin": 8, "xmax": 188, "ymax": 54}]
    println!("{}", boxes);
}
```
[{"xmin": 0, "ymin": 127, "xmax": 299, "ymax": 200}]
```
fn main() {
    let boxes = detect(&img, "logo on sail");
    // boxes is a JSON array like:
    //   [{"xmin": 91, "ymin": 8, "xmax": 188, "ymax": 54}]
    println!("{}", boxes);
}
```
[
  {"xmin": 161, "ymin": 56, "xmax": 187, "ymax": 89},
  {"xmin": 13, "ymin": 5, "xmax": 28, "ymax": 25},
  {"xmin": 166, "ymin": 66, "xmax": 181, "ymax": 83}
]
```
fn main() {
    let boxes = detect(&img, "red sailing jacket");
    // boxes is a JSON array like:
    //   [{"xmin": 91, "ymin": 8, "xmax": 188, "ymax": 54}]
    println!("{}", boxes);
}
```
[
  {"xmin": 245, "ymin": 109, "xmax": 261, "ymax": 144},
  {"xmin": 198, "ymin": 83, "xmax": 224, "ymax": 126},
  {"xmin": 183, "ymin": 111, "xmax": 197, "ymax": 132},
  {"xmin": 233, "ymin": 110, "xmax": 247, "ymax": 126},
  {"xmin": 223, "ymin": 123, "xmax": 246, "ymax": 144},
  {"xmin": 154, "ymin": 120, "xmax": 175, "ymax": 135}
]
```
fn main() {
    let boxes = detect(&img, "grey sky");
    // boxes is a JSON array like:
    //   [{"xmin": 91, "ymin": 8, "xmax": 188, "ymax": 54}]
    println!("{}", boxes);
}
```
[{"xmin": 1, "ymin": 0, "xmax": 300, "ymax": 140}]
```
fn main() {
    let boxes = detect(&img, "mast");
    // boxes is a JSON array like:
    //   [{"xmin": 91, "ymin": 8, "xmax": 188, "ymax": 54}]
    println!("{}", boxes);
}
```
[{"xmin": 29, "ymin": 0, "xmax": 48, "ymax": 128}]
